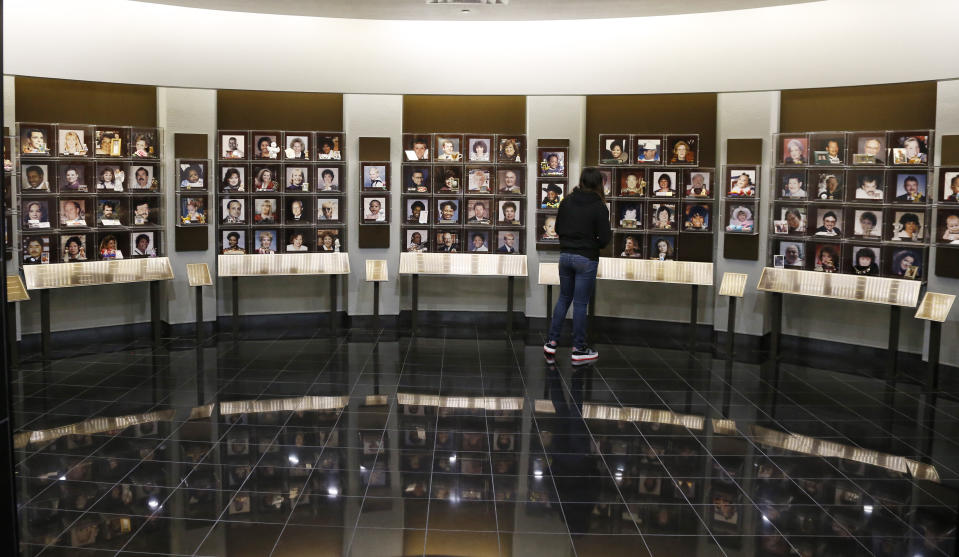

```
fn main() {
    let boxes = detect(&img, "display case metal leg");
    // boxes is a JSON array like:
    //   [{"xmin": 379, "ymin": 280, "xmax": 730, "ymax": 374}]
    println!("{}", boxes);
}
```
[
  {"xmin": 373, "ymin": 281, "xmax": 380, "ymax": 330},
  {"xmin": 506, "ymin": 276, "xmax": 515, "ymax": 336},
  {"xmin": 231, "ymin": 276, "xmax": 239, "ymax": 339},
  {"xmin": 768, "ymin": 292, "xmax": 783, "ymax": 412},
  {"xmin": 722, "ymin": 296, "xmax": 737, "ymax": 417},
  {"xmin": 688, "ymin": 284, "xmax": 699, "ymax": 352},
  {"xmin": 329, "ymin": 275, "xmax": 338, "ymax": 335},
  {"xmin": 6, "ymin": 302, "xmax": 18, "ymax": 367},
  {"xmin": 195, "ymin": 286, "xmax": 204, "ymax": 346},
  {"xmin": 546, "ymin": 285, "xmax": 553, "ymax": 323},
  {"xmin": 918, "ymin": 320, "xmax": 941, "ymax": 462},
  {"xmin": 150, "ymin": 280, "xmax": 161, "ymax": 346},
  {"xmin": 883, "ymin": 305, "xmax": 901, "ymax": 431},
  {"xmin": 411, "ymin": 274, "xmax": 419, "ymax": 335},
  {"xmin": 40, "ymin": 290, "xmax": 51, "ymax": 359}
]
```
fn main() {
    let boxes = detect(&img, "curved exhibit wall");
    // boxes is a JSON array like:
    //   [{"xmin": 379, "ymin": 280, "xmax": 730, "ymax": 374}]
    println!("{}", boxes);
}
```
[{"xmin": 4, "ymin": 0, "xmax": 959, "ymax": 95}]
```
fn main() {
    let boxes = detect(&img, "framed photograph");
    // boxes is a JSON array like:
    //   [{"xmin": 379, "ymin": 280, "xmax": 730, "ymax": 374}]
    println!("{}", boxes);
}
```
[
  {"xmin": 774, "ymin": 239, "xmax": 805, "ymax": 269},
  {"xmin": 220, "ymin": 132, "xmax": 248, "ymax": 160},
  {"xmin": 21, "ymin": 198, "xmax": 52, "ymax": 229},
  {"xmin": 253, "ymin": 197, "xmax": 279, "ymax": 225},
  {"xmin": 939, "ymin": 169, "xmax": 959, "ymax": 202},
  {"xmin": 635, "ymin": 137, "xmax": 663, "ymax": 163},
  {"xmin": 435, "ymin": 230, "xmax": 460, "ymax": 253},
  {"xmin": 726, "ymin": 203, "xmax": 756, "ymax": 233},
  {"xmin": 284, "ymin": 132, "xmax": 311, "ymax": 160},
  {"xmin": 60, "ymin": 233, "xmax": 90, "ymax": 262},
  {"xmin": 131, "ymin": 197, "xmax": 159, "ymax": 226},
  {"xmin": 219, "ymin": 165, "xmax": 247, "ymax": 192},
  {"xmin": 887, "ymin": 246, "xmax": 924, "ymax": 279},
  {"xmin": 599, "ymin": 169, "xmax": 613, "ymax": 196},
  {"xmin": 466, "ymin": 135, "xmax": 494, "ymax": 162},
  {"xmin": 497, "ymin": 199, "xmax": 523, "ymax": 226},
  {"xmin": 94, "ymin": 127, "xmax": 127, "ymax": 157},
  {"xmin": 776, "ymin": 169, "xmax": 806, "ymax": 200},
  {"xmin": 890, "ymin": 210, "xmax": 925, "ymax": 242},
  {"xmin": 21, "ymin": 163, "xmax": 52, "ymax": 191},
  {"xmin": 317, "ymin": 228, "xmax": 343, "ymax": 252},
  {"xmin": 95, "ymin": 164, "xmax": 124, "ymax": 192},
  {"xmin": 403, "ymin": 134, "xmax": 431, "ymax": 161},
  {"xmin": 252, "ymin": 132, "xmax": 281, "ymax": 160},
  {"xmin": 405, "ymin": 197, "xmax": 429, "ymax": 224},
  {"xmin": 711, "ymin": 491, "xmax": 740, "ymax": 527},
  {"xmin": 649, "ymin": 202, "xmax": 677, "ymax": 231},
  {"xmin": 778, "ymin": 134, "xmax": 809, "ymax": 165},
  {"xmin": 131, "ymin": 128, "xmax": 159, "ymax": 159},
  {"xmin": 891, "ymin": 172, "xmax": 927, "ymax": 203},
  {"xmin": 57, "ymin": 126, "xmax": 92, "ymax": 157},
  {"xmin": 614, "ymin": 200, "xmax": 644, "ymax": 229},
  {"xmin": 467, "ymin": 166, "xmax": 494, "ymax": 193},
  {"xmin": 97, "ymin": 198, "xmax": 125, "ymax": 226},
  {"xmin": 434, "ymin": 166, "xmax": 462, "ymax": 194},
  {"xmin": 618, "ymin": 168, "xmax": 647, "ymax": 197},
  {"xmin": 178, "ymin": 160, "xmax": 206, "ymax": 190},
  {"xmin": 466, "ymin": 198, "xmax": 492, "ymax": 225},
  {"xmin": 179, "ymin": 196, "xmax": 208, "ymax": 225},
  {"xmin": 285, "ymin": 166, "xmax": 310, "ymax": 192},
  {"xmin": 811, "ymin": 205, "xmax": 843, "ymax": 238},
  {"xmin": 3, "ymin": 138, "xmax": 11, "ymax": 171},
  {"xmin": 128, "ymin": 163, "xmax": 158, "ymax": 192},
  {"xmin": 848, "ymin": 132, "xmax": 886, "ymax": 165},
  {"xmin": 315, "ymin": 133, "xmax": 343, "ymax": 160},
  {"xmin": 59, "ymin": 199, "xmax": 90, "ymax": 227},
  {"xmin": 404, "ymin": 228, "xmax": 430, "ymax": 253},
  {"xmin": 648, "ymin": 234, "xmax": 677, "ymax": 261},
  {"xmin": 651, "ymin": 171, "xmax": 678, "ymax": 197},
  {"xmin": 848, "ymin": 170, "xmax": 884, "ymax": 201},
  {"xmin": 253, "ymin": 165, "xmax": 280, "ymax": 191},
  {"xmin": 772, "ymin": 203, "xmax": 805, "ymax": 235},
  {"xmin": 614, "ymin": 233, "xmax": 643, "ymax": 258},
  {"xmin": 435, "ymin": 134, "xmax": 464, "ymax": 162},
  {"xmin": 537, "ymin": 148, "xmax": 567, "ymax": 178},
  {"xmin": 683, "ymin": 203, "xmax": 712, "ymax": 232},
  {"xmin": 666, "ymin": 134, "xmax": 698, "ymax": 165},
  {"xmin": 808, "ymin": 242, "xmax": 841, "ymax": 273},
  {"xmin": 497, "ymin": 135, "xmax": 525, "ymax": 163},
  {"xmin": 490, "ymin": 167, "xmax": 521, "ymax": 196},
  {"xmin": 466, "ymin": 230, "xmax": 491, "ymax": 253},
  {"xmin": 251, "ymin": 229, "xmax": 279, "ymax": 254},
  {"xmin": 403, "ymin": 166, "xmax": 430, "ymax": 193},
  {"xmin": 889, "ymin": 132, "xmax": 931, "ymax": 165},
  {"xmin": 495, "ymin": 229, "xmax": 522, "ymax": 254},
  {"xmin": 362, "ymin": 163, "xmax": 389, "ymax": 190},
  {"xmin": 19, "ymin": 124, "xmax": 54, "ymax": 155},
  {"xmin": 811, "ymin": 170, "xmax": 844, "ymax": 201},
  {"xmin": 361, "ymin": 195, "xmax": 388, "ymax": 223},
  {"xmin": 537, "ymin": 213, "xmax": 558, "ymax": 242},
  {"xmin": 435, "ymin": 198, "xmax": 460, "ymax": 225},
  {"xmin": 685, "ymin": 169, "xmax": 712, "ymax": 198},
  {"xmin": 848, "ymin": 245, "xmax": 881, "ymax": 276},
  {"xmin": 726, "ymin": 167, "xmax": 756, "ymax": 198},
  {"xmin": 131, "ymin": 231, "xmax": 159, "ymax": 258},
  {"xmin": 96, "ymin": 232, "xmax": 127, "ymax": 260},
  {"xmin": 809, "ymin": 132, "xmax": 845, "ymax": 165},
  {"xmin": 285, "ymin": 229, "xmax": 313, "ymax": 252},
  {"xmin": 540, "ymin": 182, "xmax": 564, "ymax": 208},
  {"xmin": 599, "ymin": 135, "xmax": 630, "ymax": 165},
  {"xmin": 317, "ymin": 197, "xmax": 341, "ymax": 223},
  {"xmin": 285, "ymin": 197, "xmax": 312, "ymax": 225},
  {"xmin": 22, "ymin": 234, "xmax": 53, "ymax": 264},
  {"xmin": 316, "ymin": 166, "xmax": 341, "ymax": 192},
  {"xmin": 937, "ymin": 208, "xmax": 959, "ymax": 244},
  {"xmin": 221, "ymin": 230, "xmax": 247, "ymax": 254},
  {"xmin": 220, "ymin": 197, "xmax": 246, "ymax": 224},
  {"xmin": 849, "ymin": 207, "xmax": 883, "ymax": 239}
]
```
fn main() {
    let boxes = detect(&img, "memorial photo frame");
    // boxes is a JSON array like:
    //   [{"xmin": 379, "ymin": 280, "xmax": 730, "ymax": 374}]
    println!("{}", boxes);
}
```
[
  {"xmin": 128, "ymin": 163, "xmax": 159, "ymax": 192},
  {"xmin": 315, "ymin": 133, "xmax": 343, "ymax": 160},
  {"xmin": 848, "ymin": 132, "xmax": 886, "ymax": 165},
  {"xmin": 403, "ymin": 134, "xmax": 432, "ymax": 161},
  {"xmin": 131, "ymin": 128, "xmax": 159, "ymax": 159},
  {"xmin": 284, "ymin": 228, "xmax": 313, "ymax": 253},
  {"xmin": 600, "ymin": 169, "xmax": 613, "ymax": 196},
  {"xmin": 848, "ymin": 170, "xmax": 885, "ymax": 202},
  {"xmin": 60, "ymin": 233, "xmax": 90, "ymax": 262},
  {"xmin": 178, "ymin": 160, "xmax": 206, "ymax": 190},
  {"xmin": 21, "ymin": 163, "xmax": 52, "ymax": 192},
  {"xmin": 649, "ymin": 202, "xmax": 678, "ymax": 231},
  {"xmin": 774, "ymin": 239, "xmax": 805, "ymax": 269},
  {"xmin": 284, "ymin": 132, "xmax": 311, "ymax": 160},
  {"xmin": 537, "ymin": 212, "xmax": 559, "ymax": 242},
  {"xmin": 809, "ymin": 132, "xmax": 845, "ymax": 165},
  {"xmin": 179, "ymin": 196, "xmax": 207, "ymax": 225},
  {"xmin": 466, "ymin": 134, "xmax": 494, "ymax": 162},
  {"xmin": 220, "ymin": 132, "xmax": 248, "ymax": 160},
  {"xmin": 19, "ymin": 123, "xmax": 54, "ymax": 156},
  {"xmin": 683, "ymin": 202, "xmax": 712, "ymax": 232},
  {"xmin": 772, "ymin": 203, "xmax": 806, "ymax": 236},
  {"xmin": 538, "ymin": 147, "xmax": 568, "ymax": 178},
  {"xmin": 252, "ymin": 197, "xmax": 279, "ymax": 225},
  {"xmin": 497, "ymin": 135, "xmax": 525, "ymax": 163},
  {"xmin": 497, "ymin": 167, "xmax": 525, "ymax": 195},
  {"xmin": 285, "ymin": 197, "xmax": 312, "ymax": 225},
  {"xmin": 939, "ymin": 169, "xmax": 959, "ymax": 202},
  {"xmin": 847, "ymin": 244, "xmax": 881, "ymax": 276},
  {"xmin": 435, "ymin": 198, "xmax": 460, "ymax": 225},
  {"xmin": 406, "ymin": 198, "xmax": 430, "ymax": 224},
  {"xmin": 96, "ymin": 231, "xmax": 128, "ymax": 261},
  {"xmin": 221, "ymin": 229, "xmax": 248, "ymax": 255},
  {"xmin": 776, "ymin": 169, "xmax": 807, "ymax": 200},
  {"xmin": 886, "ymin": 246, "xmax": 924, "ymax": 279},
  {"xmin": 651, "ymin": 171, "xmax": 678, "ymax": 197},
  {"xmin": 252, "ymin": 229, "xmax": 279, "ymax": 254},
  {"xmin": 362, "ymin": 163, "xmax": 389, "ymax": 191},
  {"xmin": 889, "ymin": 131, "xmax": 931, "ymax": 166},
  {"xmin": 540, "ymin": 182, "xmax": 564, "ymax": 209},
  {"xmin": 434, "ymin": 230, "xmax": 460, "ymax": 253},
  {"xmin": 316, "ymin": 166, "xmax": 341, "ymax": 192},
  {"xmin": 95, "ymin": 163, "xmax": 125, "ymax": 192},
  {"xmin": 285, "ymin": 166, "xmax": 310, "ymax": 192},
  {"xmin": 890, "ymin": 172, "xmax": 927, "ymax": 203},
  {"xmin": 21, "ymin": 234, "xmax": 53, "ymax": 265},
  {"xmin": 57, "ymin": 126, "xmax": 92, "ymax": 157},
  {"xmin": 465, "ymin": 198, "xmax": 492, "ymax": 225},
  {"xmin": 599, "ymin": 135, "xmax": 630, "ymax": 165},
  {"xmin": 778, "ymin": 134, "xmax": 809, "ymax": 165},
  {"xmin": 614, "ymin": 200, "xmax": 644, "ymax": 229},
  {"xmin": 890, "ymin": 209, "xmax": 925, "ymax": 242},
  {"xmin": 497, "ymin": 199, "xmax": 523, "ymax": 226},
  {"xmin": 435, "ymin": 134, "xmax": 464, "ymax": 162},
  {"xmin": 403, "ymin": 166, "xmax": 430, "ymax": 193},
  {"xmin": 253, "ymin": 164, "xmax": 280, "ymax": 192},
  {"xmin": 649, "ymin": 234, "xmax": 677, "ymax": 261},
  {"xmin": 251, "ymin": 132, "xmax": 282, "ymax": 160},
  {"xmin": 615, "ymin": 233, "xmax": 643, "ymax": 258},
  {"xmin": 618, "ymin": 168, "xmax": 647, "ymax": 197},
  {"xmin": 316, "ymin": 228, "xmax": 343, "ymax": 252},
  {"xmin": 936, "ymin": 209, "xmax": 959, "ymax": 245},
  {"xmin": 131, "ymin": 231, "xmax": 159, "ymax": 258},
  {"xmin": 812, "ymin": 170, "xmax": 844, "ymax": 201},
  {"xmin": 59, "ymin": 198, "xmax": 90, "ymax": 228},
  {"xmin": 316, "ymin": 197, "xmax": 340, "ymax": 224},
  {"xmin": 466, "ymin": 230, "xmax": 492, "ymax": 253},
  {"xmin": 94, "ymin": 127, "xmax": 128, "ymax": 158},
  {"xmin": 361, "ymin": 194, "xmax": 388, "ymax": 224},
  {"xmin": 726, "ymin": 167, "xmax": 757, "ymax": 198},
  {"xmin": 726, "ymin": 202, "xmax": 756, "ymax": 233},
  {"xmin": 809, "ymin": 242, "xmax": 841, "ymax": 273},
  {"xmin": 848, "ymin": 207, "xmax": 883, "ymax": 239},
  {"xmin": 131, "ymin": 197, "xmax": 160, "ymax": 226},
  {"xmin": 467, "ymin": 166, "xmax": 494, "ymax": 193},
  {"xmin": 21, "ymin": 198, "xmax": 52, "ymax": 230},
  {"xmin": 495, "ymin": 229, "xmax": 522, "ymax": 254},
  {"xmin": 434, "ymin": 166, "xmax": 462, "ymax": 194},
  {"xmin": 685, "ymin": 169, "xmax": 712, "ymax": 198},
  {"xmin": 220, "ymin": 165, "xmax": 247, "ymax": 193},
  {"xmin": 97, "ymin": 198, "xmax": 126, "ymax": 227},
  {"xmin": 635, "ymin": 136, "xmax": 663, "ymax": 164},
  {"xmin": 666, "ymin": 134, "xmax": 698, "ymax": 166},
  {"xmin": 220, "ymin": 197, "xmax": 247, "ymax": 225},
  {"xmin": 404, "ymin": 228, "xmax": 430, "ymax": 253},
  {"xmin": 810, "ymin": 205, "xmax": 844, "ymax": 238}
]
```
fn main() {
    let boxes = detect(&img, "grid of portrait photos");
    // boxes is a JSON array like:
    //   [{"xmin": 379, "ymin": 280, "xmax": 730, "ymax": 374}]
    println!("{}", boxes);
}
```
[
  {"xmin": 722, "ymin": 164, "xmax": 762, "ymax": 239},
  {"xmin": 769, "ymin": 130, "xmax": 933, "ymax": 279},
  {"xmin": 935, "ymin": 167, "xmax": 959, "ymax": 251},
  {"xmin": 400, "ymin": 133, "xmax": 526, "ymax": 255},
  {"xmin": 5, "ymin": 135, "xmax": 16, "ymax": 257},
  {"xmin": 216, "ymin": 130, "xmax": 346, "ymax": 255},
  {"xmin": 16, "ymin": 122, "xmax": 164, "ymax": 265},
  {"xmin": 533, "ymin": 143, "xmax": 570, "ymax": 251},
  {"xmin": 597, "ymin": 134, "xmax": 713, "ymax": 260},
  {"xmin": 359, "ymin": 160, "xmax": 390, "ymax": 226}
]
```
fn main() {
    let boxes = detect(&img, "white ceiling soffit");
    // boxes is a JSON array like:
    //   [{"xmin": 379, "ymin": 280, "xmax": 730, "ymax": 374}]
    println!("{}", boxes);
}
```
[{"xmin": 131, "ymin": 0, "xmax": 817, "ymax": 21}]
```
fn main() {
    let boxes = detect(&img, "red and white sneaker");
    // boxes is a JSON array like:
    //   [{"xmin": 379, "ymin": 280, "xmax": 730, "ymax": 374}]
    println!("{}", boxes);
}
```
[{"xmin": 543, "ymin": 340, "xmax": 558, "ymax": 355}]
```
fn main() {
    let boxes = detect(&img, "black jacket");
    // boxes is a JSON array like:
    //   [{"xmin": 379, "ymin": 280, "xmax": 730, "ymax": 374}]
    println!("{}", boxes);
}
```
[{"xmin": 555, "ymin": 188, "xmax": 611, "ymax": 260}]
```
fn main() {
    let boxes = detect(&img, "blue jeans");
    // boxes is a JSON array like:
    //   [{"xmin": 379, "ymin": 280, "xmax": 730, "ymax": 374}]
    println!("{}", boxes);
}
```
[{"xmin": 548, "ymin": 253, "xmax": 598, "ymax": 349}]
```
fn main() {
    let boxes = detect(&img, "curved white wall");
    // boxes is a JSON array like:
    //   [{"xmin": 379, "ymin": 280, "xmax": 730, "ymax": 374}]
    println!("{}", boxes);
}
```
[{"xmin": 4, "ymin": 0, "xmax": 959, "ymax": 95}]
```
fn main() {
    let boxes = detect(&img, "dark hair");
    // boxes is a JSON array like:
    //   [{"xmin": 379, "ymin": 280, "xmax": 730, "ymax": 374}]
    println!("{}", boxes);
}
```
[
  {"xmin": 577, "ymin": 167, "xmax": 605, "ymax": 201},
  {"xmin": 227, "ymin": 231, "xmax": 240, "ymax": 241},
  {"xmin": 903, "ymin": 175, "xmax": 920, "ymax": 187},
  {"xmin": 440, "ymin": 201, "xmax": 456, "ymax": 211},
  {"xmin": 855, "ymin": 247, "xmax": 876, "ymax": 263},
  {"xmin": 411, "ymin": 201, "xmax": 426, "ymax": 211},
  {"xmin": 892, "ymin": 249, "xmax": 919, "ymax": 274},
  {"xmin": 473, "ymin": 140, "xmax": 487, "ymax": 153},
  {"xmin": 859, "ymin": 211, "xmax": 877, "ymax": 225},
  {"xmin": 818, "ymin": 246, "xmax": 838, "ymax": 260},
  {"xmin": 898, "ymin": 213, "xmax": 920, "ymax": 226},
  {"xmin": 65, "ymin": 236, "xmax": 82, "ymax": 249},
  {"xmin": 501, "ymin": 201, "xmax": 517, "ymax": 212},
  {"xmin": 859, "ymin": 174, "xmax": 879, "ymax": 186},
  {"xmin": 321, "ymin": 169, "xmax": 335, "ymax": 179},
  {"xmin": 222, "ymin": 168, "xmax": 241, "ymax": 187},
  {"xmin": 688, "ymin": 205, "xmax": 708, "ymax": 220},
  {"xmin": 608, "ymin": 140, "xmax": 623, "ymax": 152},
  {"xmin": 136, "ymin": 234, "xmax": 150, "ymax": 245},
  {"xmin": 101, "ymin": 201, "xmax": 116, "ymax": 210},
  {"xmin": 134, "ymin": 134, "xmax": 151, "ymax": 147},
  {"xmin": 656, "ymin": 205, "xmax": 674, "ymax": 219},
  {"xmin": 822, "ymin": 211, "xmax": 838, "ymax": 221},
  {"xmin": 257, "ymin": 137, "xmax": 271, "ymax": 151},
  {"xmin": 25, "ymin": 165, "xmax": 43, "ymax": 176},
  {"xmin": 785, "ymin": 208, "xmax": 802, "ymax": 220},
  {"xmin": 658, "ymin": 173, "xmax": 673, "ymax": 186},
  {"xmin": 472, "ymin": 233, "xmax": 485, "ymax": 241}
]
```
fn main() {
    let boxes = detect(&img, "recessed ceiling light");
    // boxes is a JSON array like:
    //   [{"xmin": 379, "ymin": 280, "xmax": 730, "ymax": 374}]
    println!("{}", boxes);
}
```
[{"xmin": 461, "ymin": 8, "xmax": 471, "ymax": 13}]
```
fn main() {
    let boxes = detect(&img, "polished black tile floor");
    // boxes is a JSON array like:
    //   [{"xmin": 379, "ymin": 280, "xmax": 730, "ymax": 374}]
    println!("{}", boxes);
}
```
[{"xmin": 11, "ymin": 325, "xmax": 959, "ymax": 556}]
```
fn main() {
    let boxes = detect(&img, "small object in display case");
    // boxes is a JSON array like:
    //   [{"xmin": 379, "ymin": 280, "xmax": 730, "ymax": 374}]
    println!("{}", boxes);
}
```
[
  {"xmin": 128, "ymin": 162, "xmax": 159, "ymax": 192},
  {"xmin": 285, "ymin": 197, "xmax": 312, "ymax": 224},
  {"xmin": 403, "ymin": 166, "xmax": 430, "ymax": 193},
  {"xmin": 362, "ymin": 163, "xmax": 388, "ymax": 190},
  {"xmin": 725, "ymin": 167, "xmax": 756, "ymax": 198},
  {"xmin": 538, "ymin": 213, "xmax": 558, "ymax": 241},
  {"xmin": 21, "ymin": 198, "xmax": 53, "ymax": 229},
  {"xmin": 808, "ymin": 242, "xmax": 840, "ymax": 273},
  {"xmin": 97, "ymin": 198, "xmax": 125, "ymax": 226},
  {"xmin": 600, "ymin": 135, "xmax": 630, "ymax": 165},
  {"xmin": 284, "ymin": 132, "xmax": 311, "ymax": 160},
  {"xmin": 21, "ymin": 163, "xmax": 52, "ymax": 191},
  {"xmin": 403, "ymin": 134, "xmax": 431, "ymax": 161},
  {"xmin": 95, "ymin": 127, "xmax": 127, "ymax": 158},
  {"xmin": 435, "ymin": 198, "xmax": 460, "ymax": 225},
  {"xmin": 252, "ymin": 197, "xmax": 278, "ymax": 225},
  {"xmin": 850, "ymin": 170, "xmax": 884, "ymax": 201},
  {"xmin": 495, "ymin": 229, "xmax": 522, "ymax": 254},
  {"xmin": 467, "ymin": 166, "xmax": 493, "ymax": 193},
  {"xmin": 285, "ymin": 166, "xmax": 310, "ymax": 191},
  {"xmin": 95, "ymin": 163, "xmax": 125, "ymax": 192},
  {"xmin": 937, "ymin": 208, "xmax": 959, "ymax": 244},
  {"xmin": 285, "ymin": 228, "xmax": 312, "ymax": 252},
  {"xmin": 221, "ymin": 230, "xmax": 247, "ymax": 254},
  {"xmin": 540, "ymin": 182, "xmax": 564, "ymax": 208},
  {"xmin": 810, "ymin": 205, "xmax": 843, "ymax": 237},
  {"xmin": 847, "ymin": 244, "xmax": 880, "ymax": 276},
  {"xmin": 466, "ymin": 230, "xmax": 491, "ymax": 252},
  {"xmin": 685, "ymin": 169, "xmax": 712, "ymax": 198},
  {"xmin": 220, "ymin": 132, "xmax": 248, "ymax": 160},
  {"xmin": 131, "ymin": 128, "xmax": 159, "ymax": 158},
  {"xmin": 666, "ymin": 134, "xmax": 698, "ymax": 165},
  {"xmin": 812, "ymin": 170, "xmax": 844, "ymax": 200},
  {"xmin": 635, "ymin": 137, "xmax": 663, "ymax": 163},
  {"xmin": 252, "ymin": 229, "xmax": 279, "ymax": 254},
  {"xmin": 848, "ymin": 207, "xmax": 882, "ymax": 239},
  {"xmin": 651, "ymin": 170, "xmax": 678, "ymax": 197},
  {"xmin": 19, "ymin": 123, "xmax": 53, "ymax": 155},
  {"xmin": 178, "ymin": 160, "xmax": 206, "ymax": 190},
  {"xmin": 649, "ymin": 234, "xmax": 676, "ymax": 261},
  {"xmin": 776, "ymin": 169, "xmax": 807, "ymax": 199},
  {"xmin": 939, "ymin": 169, "xmax": 959, "ymax": 202},
  {"xmin": 435, "ymin": 134, "xmax": 464, "ymax": 162},
  {"xmin": 726, "ymin": 202, "xmax": 756, "ymax": 233},
  {"xmin": 404, "ymin": 228, "xmax": 429, "ymax": 252},
  {"xmin": 615, "ymin": 200, "xmax": 643, "ymax": 229},
  {"xmin": 220, "ymin": 197, "xmax": 246, "ymax": 224},
  {"xmin": 253, "ymin": 164, "xmax": 280, "ymax": 192},
  {"xmin": 132, "ymin": 197, "xmax": 159, "ymax": 226},
  {"xmin": 772, "ymin": 203, "xmax": 806, "ymax": 235},
  {"xmin": 57, "ymin": 126, "xmax": 92, "ymax": 157},
  {"xmin": 60, "ymin": 232, "xmax": 90, "ymax": 262},
  {"xmin": 497, "ymin": 135, "xmax": 525, "ymax": 163},
  {"xmin": 220, "ymin": 165, "xmax": 247, "ymax": 192},
  {"xmin": 497, "ymin": 199, "xmax": 522, "ymax": 225},
  {"xmin": 773, "ymin": 239, "xmax": 804, "ymax": 269},
  {"xmin": 886, "ymin": 246, "xmax": 923, "ymax": 279},
  {"xmin": 465, "ymin": 198, "xmax": 492, "ymax": 225},
  {"xmin": 435, "ymin": 230, "xmax": 460, "ymax": 252},
  {"xmin": 889, "ymin": 209, "xmax": 925, "ymax": 242},
  {"xmin": 131, "ymin": 231, "xmax": 159, "ymax": 257},
  {"xmin": 650, "ymin": 202, "xmax": 677, "ymax": 230},
  {"xmin": 615, "ymin": 233, "xmax": 643, "ymax": 258},
  {"xmin": 599, "ymin": 168, "xmax": 613, "ymax": 196},
  {"xmin": 890, "ymin": 171, "xmax": 927, "ymax": 203},
  {"xmin": 848, "ymin": 132, "xmax": 886, "ymax": 165},
  {"xmin": 179, "ymin": 196, "xmax": 207, "ymax": 225},
  {"xmin": 22, "ymin": 234, "xmax": 53, "ymax": 264},
  {"xmin": 97, "ymin": 232, "xmax": 128, "ymax": 260},
  {"xmin": 317, "ymin": 166, "xmax": 341, "ymax": 192},
  {"xmin": 405, "ymin": 198, "xmax": 429, "ymax": 224},
  {"xmin": 59, "ymin": 198, "xmax": 90, "ymax": 228},
  {"xmin": 434, "ymin": 166, "xmax": 462, "ymax": 193},
  {"xmin": 361, "ymin": 194, "xmax": 388, "ymax": 223},
  {"xmin": 683, "ymin": 203, "xmax": 711, "ymax": 232},
  {"xmin": 809, "ymin": 132, "xmax": 845, "ymax": 165},
  {"xmin": 618, "ymin": 168, "xmax": 646, "ymax": 197},
  {"xmin": 537, "ymin": 147, "xmax": 567, "ymax": 177},
  {"xmin": 317, "ymin": 197, "xmax": 341, "ymax": 222},
  {"xmin": 316, "ymin": 133, "xmax": 343, "ymax": 160},
  {"xmin": 252, "ymin": 131, "xmax": 282, "ymax": 160},
  {"xmin": 778, "ymin": 134, "xmax": 809, "ymax": 165},
  {"xmin": 466, "ymin": 135, "xmax": 493, "ymax": 162},
  {"xmin": 889, "ymin": 131, "xmax": 930, "ymax": 165},
  {"xmin": 317, "ymin": 228, "xmax": 342, "ymax": 252}
]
